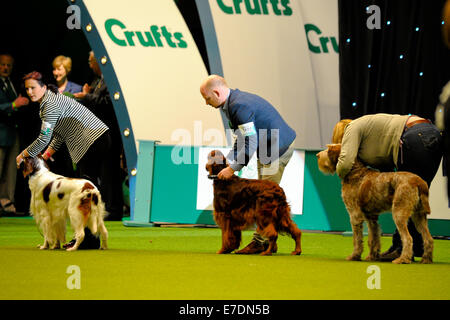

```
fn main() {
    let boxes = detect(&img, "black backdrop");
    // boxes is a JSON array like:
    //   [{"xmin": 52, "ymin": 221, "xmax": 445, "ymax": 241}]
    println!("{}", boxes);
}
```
[{"xmin": 339, "ymin": 0, "xmax": 450, "ymax": 121}]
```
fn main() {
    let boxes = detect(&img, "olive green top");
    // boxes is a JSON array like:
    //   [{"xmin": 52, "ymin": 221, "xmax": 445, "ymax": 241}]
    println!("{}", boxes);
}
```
[{"xmin": 336, "ymin": 114, "xmax": 409, "ymax": 178}]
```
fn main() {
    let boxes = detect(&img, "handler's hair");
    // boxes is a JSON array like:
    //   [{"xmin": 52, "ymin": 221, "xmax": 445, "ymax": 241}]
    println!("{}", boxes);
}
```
[
  {"xmin": 23, "ymin": 71, "xmax": 59, "ymax": 93},
  {"xmin": 332, "ymin": 119, "xmax": 352, "ymax": 144}
]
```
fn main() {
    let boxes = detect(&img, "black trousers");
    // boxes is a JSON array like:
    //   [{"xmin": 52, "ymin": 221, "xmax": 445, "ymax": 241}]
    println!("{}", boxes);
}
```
[
  {"xmin": 77, "ymin": 131, "xmax": 124, "ymax": 220},
  {"xmin": 392, "ymin": 122, "xmax": 443, "ymax": 256}
]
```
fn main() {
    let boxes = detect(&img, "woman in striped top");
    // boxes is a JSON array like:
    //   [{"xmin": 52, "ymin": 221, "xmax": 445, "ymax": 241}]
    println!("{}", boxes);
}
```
[{"xmin": 16, "ymin": 71, "xmax": 109, "ymax": 167}]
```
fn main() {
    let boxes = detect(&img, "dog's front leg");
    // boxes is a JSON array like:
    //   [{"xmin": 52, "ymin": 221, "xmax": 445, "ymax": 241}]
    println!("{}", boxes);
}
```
[
  {"xmin": 39, "ymin": 239, "xmax": 49, "ymax": 250},
  {"xmin": 346, "ymin": 217, "xmax": 364, "ymax": 261},
  {"xmin": 366, "ymin": 217, "xmax": 381, "ymax": 261},
  {"xmin": 217, "ymin": 220, "xmax": 239, "ymax": 254}
]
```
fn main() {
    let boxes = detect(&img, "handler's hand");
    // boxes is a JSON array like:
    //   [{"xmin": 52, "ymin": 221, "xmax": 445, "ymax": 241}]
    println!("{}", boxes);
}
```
[{"xmin": 218, "ymin": 166, "xmax": 235, "ymax": 180}]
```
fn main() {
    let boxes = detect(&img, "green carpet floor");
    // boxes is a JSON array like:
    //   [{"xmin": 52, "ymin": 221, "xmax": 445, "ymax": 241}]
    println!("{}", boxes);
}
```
[{"xmin": 0, "ymin": 217, "xmax": 449, "ymax": 300}]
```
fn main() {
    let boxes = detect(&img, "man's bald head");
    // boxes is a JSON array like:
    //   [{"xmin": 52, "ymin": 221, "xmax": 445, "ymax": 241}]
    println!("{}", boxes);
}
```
[{"xmin": 200, "ymin": 74, "xmax": 230, "ymax": 108}]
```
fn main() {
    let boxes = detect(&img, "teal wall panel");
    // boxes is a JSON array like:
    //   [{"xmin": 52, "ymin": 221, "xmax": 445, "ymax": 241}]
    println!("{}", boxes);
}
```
[{"xmin": 150, "ymin": 145, "xmax": 215, "ymax": 225}]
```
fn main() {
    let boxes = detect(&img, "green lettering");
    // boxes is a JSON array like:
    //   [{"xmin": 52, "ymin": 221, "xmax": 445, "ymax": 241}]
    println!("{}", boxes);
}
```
[
  {"xmin": 136, "ymin": 31, "xmax": 156, "ymax": 47},
  {"xmin": 260, "ymin": 0, "xmax": 269, "ymax": 14},
  {"xmin": 174, "ymin": 32, "xmax": 187, "ymax": 48},
  {"xmin": 330, "ymin": 37, "xmax": 339, "ymax": 53},
  {"xmin": 105, "ymin": 18, "xmax": 127, "ymax": 46},
  {"xmin": 217, "ymin": 0, "xmax": 233, "ymax": 14},
  {"xmin": 150, "ymin": 25, "xmax": 164, "ymax": 47},
  {"xmin": 304, "ymin": 23, "xmax": 322, "ymax": 53},
  {"xmin": 281, "ymin": 0, "xmax": 292, "ymax": 16},
  {"xmin": 161, "ymin": 26, "xmax": 177, "ymax": 48},
  {"xmin": 245, "ymin": 0, "xmax": 261, "ymax": 15},
  {"xmin": 270, "ymin": 0, "xmax": 281, "ymax": 15},
  {"xmin": 124, "ymin": 31, "xmax": 136, "ymax": 46},
  {"xmin": 233, "ymin": 0, "xmax": 243, "ymax": 14},
  {"xmin": 319, "ymin": 37, "xmax": 329, "ymax": 53}
]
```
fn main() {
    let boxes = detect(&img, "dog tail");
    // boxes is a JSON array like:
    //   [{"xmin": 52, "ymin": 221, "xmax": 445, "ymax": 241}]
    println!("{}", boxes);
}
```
[{"xmin": 417, "ymin": 180, "xmax": 431, "ymax": 215}]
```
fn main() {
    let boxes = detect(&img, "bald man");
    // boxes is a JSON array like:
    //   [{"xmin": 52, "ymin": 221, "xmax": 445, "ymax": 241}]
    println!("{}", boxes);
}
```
[{"xmin": 200, "ymin": 75, "xmax": 296, "ymax": 254}]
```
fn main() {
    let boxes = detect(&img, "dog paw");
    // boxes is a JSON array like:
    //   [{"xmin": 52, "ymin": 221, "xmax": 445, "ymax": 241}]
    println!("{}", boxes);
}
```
[
  {"xmin": 392, "ymin": 257, "xmax": 411, "ymax": 264},
  {"xmin": 100, "ymin": 245, "xmax": 108, "ymax": 250},
  {"xmin": 66, "ymin": 246, "xmax": 77, "ymax": 252},
  {"xmin": 365, "ymin": 255, "xmax": 380, "ymax": 261},
  {"xmin": 291, "ymin": 250, "xmax": 302, "ymax": 255},
  {"xmin": 346, "ymin": 254, "xmax": 361, "ymax": 261},
  {"xmin": 39, "ymin": 245, "xmax": 48, "ymax": 250},
  {"xmin": 420, "ymin": 258, "xmax": 432, "ymax": 264},
  {"xmin": 260, "ymin": 251, "xmax": 272, "ymax": 256}
]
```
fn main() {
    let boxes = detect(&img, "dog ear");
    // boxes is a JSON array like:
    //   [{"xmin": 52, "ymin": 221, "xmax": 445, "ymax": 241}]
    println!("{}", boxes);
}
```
[
  {"xmin": 326, "ymin": 144, "xmax": 341, "ymax": 165},
  {"xmin": 21, "ymin": 158, "xmax": 34, "ymax": 178}
]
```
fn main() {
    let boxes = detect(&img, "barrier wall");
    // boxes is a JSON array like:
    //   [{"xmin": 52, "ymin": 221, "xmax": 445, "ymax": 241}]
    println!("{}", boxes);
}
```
[{"xmin": 125, "ymin": 141, "xmax": 450, "ymax": 237}]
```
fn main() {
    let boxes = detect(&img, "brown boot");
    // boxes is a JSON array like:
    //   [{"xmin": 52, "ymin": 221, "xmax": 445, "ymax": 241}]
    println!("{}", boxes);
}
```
[
  {"xmin": 379, "ymin": 247, "xmax": 401, "ymax": 262},
  {"xmin": 235, "ymin": 240, "xmax": 266, "ymax": 254}
]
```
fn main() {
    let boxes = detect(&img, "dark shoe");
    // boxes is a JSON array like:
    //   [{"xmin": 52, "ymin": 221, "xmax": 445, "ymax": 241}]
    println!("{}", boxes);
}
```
[
  {"xmin": 235, "ymin": 240, "xmax": 266, "ymax": 254},
  {"xmin": 62, "ymin": 228, "xmax": 100, "ymax": 250},
  {"xmin": 63, "ymin": 239, "xmax": 76, "ymax": 249},
  {"xmin": 379, "ymin": 247, "xmax": 401, "ymax": 262}
]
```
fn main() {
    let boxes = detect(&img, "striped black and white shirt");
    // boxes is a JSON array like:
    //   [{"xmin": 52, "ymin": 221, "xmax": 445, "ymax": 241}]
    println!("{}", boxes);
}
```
[{"xmin": 26, "ymin": 90, "xmax": 109, "ymax": 163}]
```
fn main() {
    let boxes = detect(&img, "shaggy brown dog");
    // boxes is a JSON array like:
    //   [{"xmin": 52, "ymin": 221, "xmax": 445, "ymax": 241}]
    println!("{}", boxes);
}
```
[
  {"xmin": 206, "ymin": 150, "xmax": 302, "ymax": 256},
  {"xmin": 316, "ymin": 144, "xmax": 433, "ymax": 264}
]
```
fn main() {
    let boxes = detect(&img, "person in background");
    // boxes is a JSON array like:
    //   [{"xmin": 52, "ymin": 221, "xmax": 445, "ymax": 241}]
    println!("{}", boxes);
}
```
[
  {"xmin": 200, "ymin": 74, "xmax": 296, "ymax": 254},
  {"xmin": 52, "ymin": 55, "xmax": 82, "ymax": 95},
  {"xmin": 0, "ymin": 53, "xmax": 29, "ymax": 215},
  {"xmin": 332, "ymin": 114, "xmax": 443, "ymax": 261}
]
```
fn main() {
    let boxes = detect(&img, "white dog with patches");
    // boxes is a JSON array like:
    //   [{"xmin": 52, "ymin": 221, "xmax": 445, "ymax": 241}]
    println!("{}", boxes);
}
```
[{"xmin": 21, "ymin": 155, "xmax": 108, "ymax": 251}]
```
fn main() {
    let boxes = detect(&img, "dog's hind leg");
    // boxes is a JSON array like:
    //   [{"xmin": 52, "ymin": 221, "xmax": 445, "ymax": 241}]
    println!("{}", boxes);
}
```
[
  {"xmin": 66, "ymin": 207, "xmax": 85, "ymax": 251},
  {"xmin": 365, "ymin": 216, "xmax": 380, "ymax": 261},
  {"xmin": 392, "ymin": 211, "xmax": 413, "ymax": 264},
  {"xmin": 286, "ymin": 221, "xmax": 302, "ymax": 255},
  {"xmin": 98, "ymin": 221, "xmax": 108, "ymax": 250},
  {"xmin": 411, "ymin": 213, "xmax": 433, "ymax": 264}
]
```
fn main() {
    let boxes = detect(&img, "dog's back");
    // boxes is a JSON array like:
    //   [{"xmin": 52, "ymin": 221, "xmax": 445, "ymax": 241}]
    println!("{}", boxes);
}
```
[{"xmin": 343, "ymin": 163, "xmax": 431, "ymax": 217}]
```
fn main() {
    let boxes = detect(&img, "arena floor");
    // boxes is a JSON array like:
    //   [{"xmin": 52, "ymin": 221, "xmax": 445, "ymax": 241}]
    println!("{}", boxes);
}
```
[{"xmin": 1, "ymin": 217, "xmax": 449, "ymax": 300}]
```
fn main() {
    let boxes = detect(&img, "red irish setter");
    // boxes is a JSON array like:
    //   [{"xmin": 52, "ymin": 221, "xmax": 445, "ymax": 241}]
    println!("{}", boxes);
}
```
[{"xmin": 206, "ymin": 150, "xmax": 302, "ymax": 256}]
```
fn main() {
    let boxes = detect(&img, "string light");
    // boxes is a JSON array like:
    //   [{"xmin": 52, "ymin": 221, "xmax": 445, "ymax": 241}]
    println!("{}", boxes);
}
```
[
  {"xmin": 381, "ymin": 93, "xmax": 385, "ymax": 97},
  {"xmin": 352, "ymin": 102, "xmax": 357, "ymax": 107},
  {"xmin": 399, "ymin": 54, "xmax": 404, "ymax": 59}
]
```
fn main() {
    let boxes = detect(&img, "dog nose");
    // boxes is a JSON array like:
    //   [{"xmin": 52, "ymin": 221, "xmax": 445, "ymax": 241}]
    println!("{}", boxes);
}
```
[{"xmin": 316, "ymin": 152, "xmax": 319, "ymax": 158}]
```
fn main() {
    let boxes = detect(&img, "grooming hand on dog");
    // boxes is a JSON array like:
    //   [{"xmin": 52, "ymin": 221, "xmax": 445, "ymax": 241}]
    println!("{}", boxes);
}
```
[
  {"xmin": 206, "ymin": 150, "xmax": 302, "ymax": 256},
  {"xmin": 317, "ymin": 144, "xmax": 433, "ymax": 264},
  {"xmin": 20, "ymin": 155, "xmax": 108, "ymax": 251}
]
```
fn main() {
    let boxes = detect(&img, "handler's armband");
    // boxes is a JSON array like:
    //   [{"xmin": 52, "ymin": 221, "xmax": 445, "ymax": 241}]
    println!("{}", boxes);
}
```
[{"xmin": 238, "ymin": 122, "xmax": 257, "ymax": 137}]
